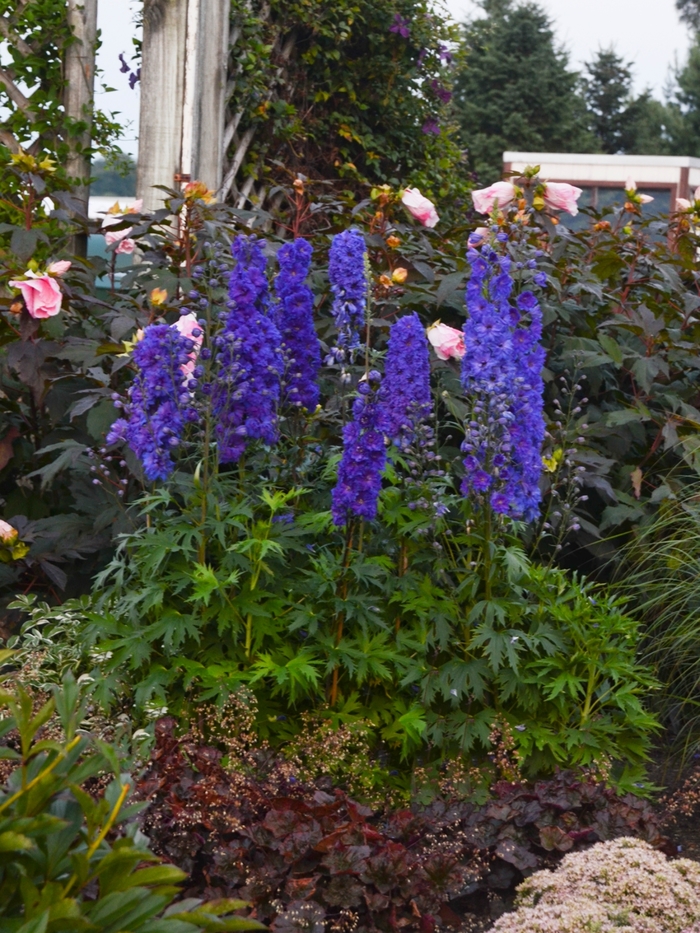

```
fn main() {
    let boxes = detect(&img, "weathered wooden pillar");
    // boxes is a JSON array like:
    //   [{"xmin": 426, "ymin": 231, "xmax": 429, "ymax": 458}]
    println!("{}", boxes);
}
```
[
  {"xmin": 137, "ymin": 0, "xmax": 230, "ymax": 212},
  {"xmin": 64, "ymin": 0, "xmax": 98, "ymax": 255},
  {"xmin": 136, "ymin": 0, "xmax": 188, "ymax": 213}
]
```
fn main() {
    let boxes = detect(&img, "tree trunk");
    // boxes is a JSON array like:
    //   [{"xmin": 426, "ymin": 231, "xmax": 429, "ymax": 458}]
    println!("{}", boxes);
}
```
[
  {"xmin": 138, "ymin": 0, "xmax": 229, "ymax": 212},
  {"xmin": 64, "ymin": 0, "xmax": 98, "ymax": 257}
]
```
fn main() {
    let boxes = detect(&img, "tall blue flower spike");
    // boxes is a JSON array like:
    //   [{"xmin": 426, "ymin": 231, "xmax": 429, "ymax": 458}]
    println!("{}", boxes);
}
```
[
  {"xmin": 332, "ymin": 370, "xmax": 387, "ymax": 527},
  {"xmin": 460, "ymin": 235, "xmax": 545, "ymax": 521},
  {"xmin": 212, "ymin": 235, "xmax": 283, "ymax": 463},
  {"xmin": 382, "ymin": 312, "xmax": 433, "ymax": 449},
  {"xmin": 274, "ymin": 238, "xmax": 321, "ymax": 411},
  {"xmin": 327, "ymin": 229, "xmax": 367, "ymax": 365},
  {"xmin": 107, "ymin": 324, "xmax": 198, "ymax": 481}
]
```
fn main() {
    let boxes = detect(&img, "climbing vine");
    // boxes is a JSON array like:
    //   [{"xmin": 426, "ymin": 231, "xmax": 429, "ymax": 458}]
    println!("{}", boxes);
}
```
[
  {"xmin": 223, "ymin": 0, "xmax": 468, "ymax": 210},
  {"xmin": 0, "ymin": 0, "xmax": 123, "ymax": 165}
]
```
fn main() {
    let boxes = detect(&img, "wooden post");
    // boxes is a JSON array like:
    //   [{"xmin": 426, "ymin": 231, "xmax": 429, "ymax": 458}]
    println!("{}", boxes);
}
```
[
  {"xmin": 136, "ymin": 0, "xmax": 188, "ymax": 213},
  {"xmin": 137, "ymin": 0, "xmax": 229, "ymax": 212},
  {"xmin": 185, "ymin": 0, "xmax": 230, "ymax": 191},
  {"xmin": 64, "ymin": 0, "xmax": 98, "ymax": 256}
]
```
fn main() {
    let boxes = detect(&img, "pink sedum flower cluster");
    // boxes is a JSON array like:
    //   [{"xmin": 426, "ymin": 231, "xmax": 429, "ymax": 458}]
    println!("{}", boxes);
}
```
[
  {"xmin": 9, "ymin": 260, "xmax": 71, "ymax": 319},
  {"xmin": 401, "ymin": 187, "xmax": 439, "ymax": 228},
  {"xmin": 472, "ymin": 180, "xmax": 582, "ymax": 216},
  {"xmin": 492, "ymin": 837, "xmax": 700, "ymax": 933}
]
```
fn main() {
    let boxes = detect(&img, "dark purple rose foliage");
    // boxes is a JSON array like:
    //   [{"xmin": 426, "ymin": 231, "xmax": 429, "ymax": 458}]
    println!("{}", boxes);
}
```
[
  {"xmin": 106, "ymin": 324, "xmax": 198, "ymax": 481},
  {"xmin": 331, "ymin": 371, "xmax": 387, "ymax": 527},
  {"xmin": 211, "ymin": 236, "xmax": 283, "ymax": 463},
  {"xmin": 460, "ymin": 234, "xmax": 546, "ymax": 521},
  {"xmin": 274, "ymin": 239, "xmax": 321, "ymax": 411},
  {"xmin": 327, "ymin": 229, "xmax": 367, "ymax": 365}
]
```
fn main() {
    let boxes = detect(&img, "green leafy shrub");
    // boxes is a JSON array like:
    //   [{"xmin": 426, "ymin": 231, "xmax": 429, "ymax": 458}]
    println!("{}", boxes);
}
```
[
  {"xmin": 491, "ymin": 837, "xmax": 700, "ymax": 933},
  {"xmin": 224, "ymin": 0, "xmax": 467, "ymax": 207},
  {"xmin": 0, "ymin": 668, "xmax": 265, "ymax": 932}
]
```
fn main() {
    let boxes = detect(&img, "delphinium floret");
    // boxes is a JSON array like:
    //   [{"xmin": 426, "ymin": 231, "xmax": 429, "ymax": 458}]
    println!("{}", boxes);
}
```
[
  {"xmin": 274, "ymin": 238, "xmax": 321, "ymax": 411},
  {"xmin": 382, "ymin": 312, "xmax": 433, "ymax": 449},
  {"xmin": 332, "ymin": 371, "xmax": 387, "ymax": 527},
  {"xmin": 107, "ymin": 323, "xmax": 198, "ymax": 480},
  {"xmin": 460, "ymin": 236, "xmax": 545, "ymax": 521},
  {"xmin": 210, "ymin": 235, "xmax": 283, "ymax": 463},
  {"xmin": 327, "ymin": 228, "xmax": 368, "ymax": 365}
]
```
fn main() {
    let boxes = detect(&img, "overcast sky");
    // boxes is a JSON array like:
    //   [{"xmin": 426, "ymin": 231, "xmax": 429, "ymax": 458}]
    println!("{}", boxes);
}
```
[{"xmin": 97, "ymin": 0, "xmax": 693, "ymax": 159}]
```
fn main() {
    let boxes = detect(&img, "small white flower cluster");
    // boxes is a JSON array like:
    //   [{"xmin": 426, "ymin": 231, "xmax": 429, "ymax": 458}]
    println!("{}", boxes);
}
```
[{"xmin": 492, "ymin": 837, "xmax": 700, "ymax": 933}]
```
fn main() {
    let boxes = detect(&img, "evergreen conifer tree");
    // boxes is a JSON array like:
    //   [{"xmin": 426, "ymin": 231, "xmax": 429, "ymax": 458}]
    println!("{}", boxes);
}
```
[
  {"xmin": 452, "ymin": 0, "xmax": 594, "ymax": 183},
  {"xmin": 677, "ymin": 0, "xmax": 700, "ymax": 30},
  {"xmin": 583, "ymin": 49, "xmax": 670, "ymax": 155}
]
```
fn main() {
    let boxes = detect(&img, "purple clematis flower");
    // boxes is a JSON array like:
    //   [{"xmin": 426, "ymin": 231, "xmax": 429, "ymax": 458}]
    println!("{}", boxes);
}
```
[{"xmin": 390, "ymin": 13, "xmax": 410, "ymax": 38}]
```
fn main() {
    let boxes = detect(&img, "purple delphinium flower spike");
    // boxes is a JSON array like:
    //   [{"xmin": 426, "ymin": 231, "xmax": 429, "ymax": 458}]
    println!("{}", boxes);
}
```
[
  {"xmin": 107, "ymin": 324, "xmax": 197, "ymax": 481},
  {"xmin": 327, "ymin": 229, "xmax": 367, "ymax": 365},
  {"xmin": 382, "ymin": 312, "xmax": 433, "ymax": 449},
  {"xmin": 211, "ymin": 235, "xmax": 283, "ymax": 463},
  {"xmin": 332, "ymin": 371, "xmax": 387, "ymax": 526},
  {"xmin": 274, "ymin": 239, "xmax": 321, "ymax": 411},
  {"xmin": 460, "ymin": 243, "xmax": 545, "ymax": 521}
]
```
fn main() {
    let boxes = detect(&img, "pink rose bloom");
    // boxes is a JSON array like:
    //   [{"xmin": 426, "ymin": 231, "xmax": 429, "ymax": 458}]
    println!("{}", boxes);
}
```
[
  {"xmin": 47, "ymin": 260, "xmax": 72, "ymax": 275},
  {"xmin": 101, "ymin": 199, "xmax": 143, "ymax": 228},
  {"xmin": 427, "ymin": 322, "xmax": 465, "ymax": 361},
  {"xmin": 543, "ymin": 182, "xmax": 583, "ymax": 216},
  {"xmin": 625, "ymin": 178, "xmax": 654, "ymax": 204},
  {"xmin": 173, "ymin": 313, "xmax": 203, "ymax": 380},
  {"xmin": 677, "ymin": 187, "xmax": 700, "ymax": 211},
  {"xmin": 0, "ymin": 519, "xmax": 18, "ymax": 544},
  {"xmin": 471, "ymin": 181, "xmax": 517, "ymax": 215},
  {"xmin": 8, "ymin": 273, "xmax": 64, "ymax": 319},
  {"xmin": 102, "ymin": 199, "xmax": 143, "ymax": 253},
  {"xmin": 105, "ymin": 230, "xmax": 136, "ymax": 254},
  {"xmin": 469, "ymin": 226, "xmax": 490, "ymax": 245},
  {"xmin": 401, "ymin": 187, "xmax": 439, "ymax": 228}
]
